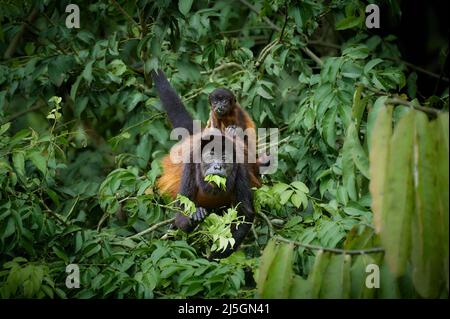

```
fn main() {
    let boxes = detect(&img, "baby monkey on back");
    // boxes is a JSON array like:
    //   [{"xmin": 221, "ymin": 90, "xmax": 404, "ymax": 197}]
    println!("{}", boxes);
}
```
[
  {"xmin": 207, "ymin": 88, "xmax": 255, "ymax": 134},
  {"xmin": 207, "ymin": 88, "xmax": 272, "ymax": 174}
]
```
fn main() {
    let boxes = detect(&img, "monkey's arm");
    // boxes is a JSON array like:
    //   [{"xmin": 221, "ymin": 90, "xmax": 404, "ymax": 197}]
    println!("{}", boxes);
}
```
[
  {"xmin": 151, "ymin": 70, "xmax": 194, "ymax": 134},
  {"xmin": 173, "ymin": 163, "xmax": 206, "ymax": 232},
  {"xmin": 209, "ymin": 165, "xmax": 255, "ymax": 259}
]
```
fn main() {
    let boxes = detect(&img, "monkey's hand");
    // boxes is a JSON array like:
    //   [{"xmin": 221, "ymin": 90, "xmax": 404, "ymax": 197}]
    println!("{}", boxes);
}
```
[
  {"xmin": 173, "ymin": 212, "xmax": 193, "ymax": 232},
  {"xmin": 208, "ymin": 247, "xmax": 233, "ymax": 260},
  {"xmin": 173, "ymin": 207, "xmax": 208, "ymax": 233},
  {"xmin": 192, "ymin": 207, "xmax": 208, "ymax": 222},
  {"xmin": 225, "ymin": 125, "xmax": 237, "ymax": 137}
]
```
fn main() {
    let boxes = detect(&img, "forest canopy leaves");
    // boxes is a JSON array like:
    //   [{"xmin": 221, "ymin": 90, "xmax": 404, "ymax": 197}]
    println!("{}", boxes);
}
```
[{"xmin": 0, "ymin": 0, "xmax": 448, "ymax": 299}]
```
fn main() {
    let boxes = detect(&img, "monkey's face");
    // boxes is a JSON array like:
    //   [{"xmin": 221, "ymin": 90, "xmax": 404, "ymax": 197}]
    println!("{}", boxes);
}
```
[
  {"xmin": 209, "ymin": 88, "xmax": 235, "ymax": 118},
  {"xmin": 201, "ymin": 149, "xmax": 233, "ymax": 178}
]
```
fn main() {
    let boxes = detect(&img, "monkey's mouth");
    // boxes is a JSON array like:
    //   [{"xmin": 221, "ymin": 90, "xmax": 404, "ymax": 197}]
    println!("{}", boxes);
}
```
[
  {"xmin": 214, "ymin": 104, "xmax": 228, "ymax": 117},
  {"xmin": 204, "ymin": 169, "xmax": 227, "ymax": 177}
]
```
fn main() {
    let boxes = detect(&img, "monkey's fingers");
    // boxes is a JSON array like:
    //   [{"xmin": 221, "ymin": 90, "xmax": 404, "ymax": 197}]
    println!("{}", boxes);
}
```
[
  {"xmin": 192, "ymin": 207, "xmax": 207, "ymax": 222},
  {"xmin": 225, "ymin": 125, "xmax": 237, "ymax": 136}
]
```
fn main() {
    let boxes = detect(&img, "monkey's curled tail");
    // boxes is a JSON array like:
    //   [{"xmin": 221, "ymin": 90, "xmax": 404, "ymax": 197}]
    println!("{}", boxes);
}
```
[{"xmin": 151, "ymin": 70, "xmax": 194, "ymax": 134}]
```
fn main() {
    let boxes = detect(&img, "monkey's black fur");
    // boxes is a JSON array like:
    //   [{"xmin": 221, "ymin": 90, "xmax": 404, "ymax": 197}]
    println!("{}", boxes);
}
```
[
  {"xmin": 151, "ymin": 70, "xmax": 195, "ymax": 134},
  {"xmin": 151, "ymin": 69, "xmax": 256, "ymax": 259}
]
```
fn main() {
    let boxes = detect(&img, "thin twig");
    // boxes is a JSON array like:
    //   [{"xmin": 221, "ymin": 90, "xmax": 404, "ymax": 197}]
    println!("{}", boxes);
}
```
[
  {"xmin": 3, "ymin": 6, "xmax": 39, "ymax": 59},
  {"xmin": 308, "ymin": 40, "xmax": 341, "ymax": 50},
  {"xmin": 257, "ymin": 210, "xmax": 274, "ymax": 238},
  {"xmin": 40, "ymin": 200, "xmax": 68, "ymax": 226},
  {"xmin": 96, "ymin": 213, "xmax": 109, "ymax": 232},
  {"xmin": 274, "ymin": 236, "xmax": 385, "ymax": 255},
  {"xmin": 201, "ymin": 62, "xmax": 244, "ymax": 75},
  {"xmin": 386, "ymin": 57, "xmax": 449, "ymax": 83},
  {"xmin": 251, "ymin": 224, "xmax": 261, "ymax": 248},
  {"xmin": 385, "ymin": 97, "xmax": 441, "ymax": 116},
  {"xmin": 110, "ymin": 0, "xmax": 139, "ymax": 26},
  {"xmin": 255, "ymin": 39, "xmax": 279, "ymax": 68},
  {"xmin": 127, "ymin": 218, "xmax": 175, "ymax": 239},
  {"xmin": 279, "ymin": 6, "xmax": 289, "ymax": 42},
  {"xmin": 1, "ymin": 103, "xmax": 44, "ymax": 125},
  {"xmin": 238, "ymin": 0, "xmax": 323, "ymax": 66},
  {"xmin": 358, "ymin": 83, "xmax": 442, "ymax": 116}
]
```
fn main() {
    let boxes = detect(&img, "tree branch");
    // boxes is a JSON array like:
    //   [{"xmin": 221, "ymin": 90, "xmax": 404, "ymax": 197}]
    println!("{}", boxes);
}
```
[
  {"xmin": 274, "ymin": 236, "xmax": 385, "ymax": 255},
  {"xmin": 110, "ymin": 0, "xmax": 139, "ymax": 27},
  {"xmin": 3, "ymin": 6, "xmax": 39, "ymax": 59},
  {"xmin": 385, "ymin": 97, "xmax": 441, "ymax": 116},
  {"xmin": 358, "ymin": 83, "xmax": 443, "ymax": 116},
  {"xmin": 238, "ymin": 0, "xmax": 323, "ymax": 66},
  {"xmin": 1, "ymin": 98, "xmax": 46, "ymax": 125},
  {"xmin": 386, "ymin": 57, "xmax": 449, "ymax": 83},
  {"xmin": 127, "ymin": 218, "xmax": 175, "ymax": 239},
  {"xmin": 200, "ymin": 62, "xmax": 244, "ymax": 75},
  {"xmin": 258, "ymin": 210, "xmax": 274, "ymax": 238}
]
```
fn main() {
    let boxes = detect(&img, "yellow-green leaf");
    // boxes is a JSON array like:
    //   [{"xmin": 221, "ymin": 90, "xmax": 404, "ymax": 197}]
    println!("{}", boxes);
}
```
[
  {"xmin": 381, "ymin": 110, "xmax": 415, "ymax": 276},
  {"xmin": 308, "ymin": 250, "xmax": 330, "ymax": 298},
  {"xmin": 410, "ymin": 111, "xmax": 442, "ymax": 298},
  {"xmin": 342, "ymin": 135, "xmax": 357, "ymax": 201},
  {"xmin": 289, "ymin": 275, "xmax": 311, "ymax": 299},
  {"xmin": 320, "ymin": 254, "xmax": 351, "ymax": 298},
  {"xmin": 369, "ymin": 105, "xmax": 393, "ymax": 233},
  {"xmin": 256, "ymin": 239, "xmax": 277, "ymax": 297},
  {"xmin": 435, "ymin": 113, "xmax": 449, "ymax": 292},
  {"xmin": 27, "ymin": 151, "xmax": 47, "ymax": 175},
  {"xmin": 348, "ymin": 123, "xmax": 370, "ymax": 178},
  {"xmin": 352, "ymin": 85, "xmax": 367, "ymax": 129},
  {"xmin": 261, "ymin": 242, "xmax": 294, "ymax": 298}
]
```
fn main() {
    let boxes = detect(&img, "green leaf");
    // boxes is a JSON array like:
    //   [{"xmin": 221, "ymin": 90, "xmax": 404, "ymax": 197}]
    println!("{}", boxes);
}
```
[
  {"xmin": 351, "ymin": 85, "xmax": 366, "ymax": 130},
  {"xmin": 350, "ymin": 254, "xmax": 379, "ymax": 298},
  {"xmin": 381, "ymin": 110, "xmax": 415, "ymax": 276},
  {"xmin": 204, "ymin": 174, "xmax": 227, "ymax": 190},
  {"xmin": 347, "ymin": 123, "xmax": 370, "ymax": 178},
  {"xmin": 435, "ymin": 113, "xmax": 449, "ymax": 291},
  {"xmin": 75, "ymin": 96, "xmax": 89, "ymax": 118},
  {"xmin": 27, "ymin": 151, "xmax": 47, "ymax": 175},
  {"xmin": 261, "ymin": 242, "xmax": 294, "ymax": 298},
  {"xmin": 290, "ymin": 193, "xmax": 302, "ymax": 208},
  {"xmin": 308, "ymin": 250, "xmax": 330, "ymax": 298},
  {"xmin": 82, "ymin": 60, "xmax": 94, "ymax": 84},
  {"xmin": 320, "ymin": 254, "xmax": 351, "ymax": 298},
  {"xmin": 279, "ymin": 190, "xmax": 294, "ymax": 205},
  {"xmin": 364, "ymin": 58, "xmax": 383, "ymax": 74},
  {"xmin": 336, "ymin": 15, "xmax": 363, "ymax": 30},
  {"xmin": 256, "ymin": 239, "xmax": 277, "ymax": 296},
  {"xmin": 176, "ymin": 194, "xmax": 196, "ymax": 215},
  {"xmin": 52, "ymin": 246, "xmax": 69, "ymax": 263},
  {"xmin": 369, "ymin": 105, "xmax": 393, "ymax": 232},
  {"xmin": 411, "ymin": 112, "xmax": 443, "ymax": 298},
  {"xmin": 12, "ymin": 152, "xmax": 25, "ymax": 178},
  {"xmin": 289, "ymin": 275, "xmax": 311, "ymax": 298},
  {"xmin": 257, "ymin": 86, "xmax": 274, "ymax": 100},
  {"xmin": 323, "ymin": 107, "xmax": 337, "ymax": 148},
  {"xmin": 342, "ymin": 132, "xmax": 357, "ymax": 201},
  {"xmin": 0, "ymin": 122, "xmax": 10, "ymax": 135},
  {"xmin": 178, "ymin": 0, "xmax": 193, "ymax": 16},
  {"xmin": 273, "ymin": 182, "xmax": 290, "ymax": 193},
  {"xmin": 291, "ymin": 181, "xmax": 309, "ymax": 193}
]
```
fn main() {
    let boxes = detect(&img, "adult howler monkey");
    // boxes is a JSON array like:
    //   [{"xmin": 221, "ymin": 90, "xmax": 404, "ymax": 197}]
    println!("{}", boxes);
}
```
[{"xmin": 151, "ymin": 69, "xmax": 260, "ymax": 259}]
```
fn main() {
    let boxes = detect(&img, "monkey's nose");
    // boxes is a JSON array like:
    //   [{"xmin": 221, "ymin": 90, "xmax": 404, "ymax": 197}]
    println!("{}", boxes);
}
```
[{"xmin": 213, "ymin": 164, "xmax": 222, "ymax": 170}]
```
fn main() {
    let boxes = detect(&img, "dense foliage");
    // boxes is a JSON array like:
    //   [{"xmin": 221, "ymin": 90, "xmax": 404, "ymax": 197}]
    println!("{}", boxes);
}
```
[{"xmin": 0, "ymin": 0, "xmax": 448, "ymax": 298}]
